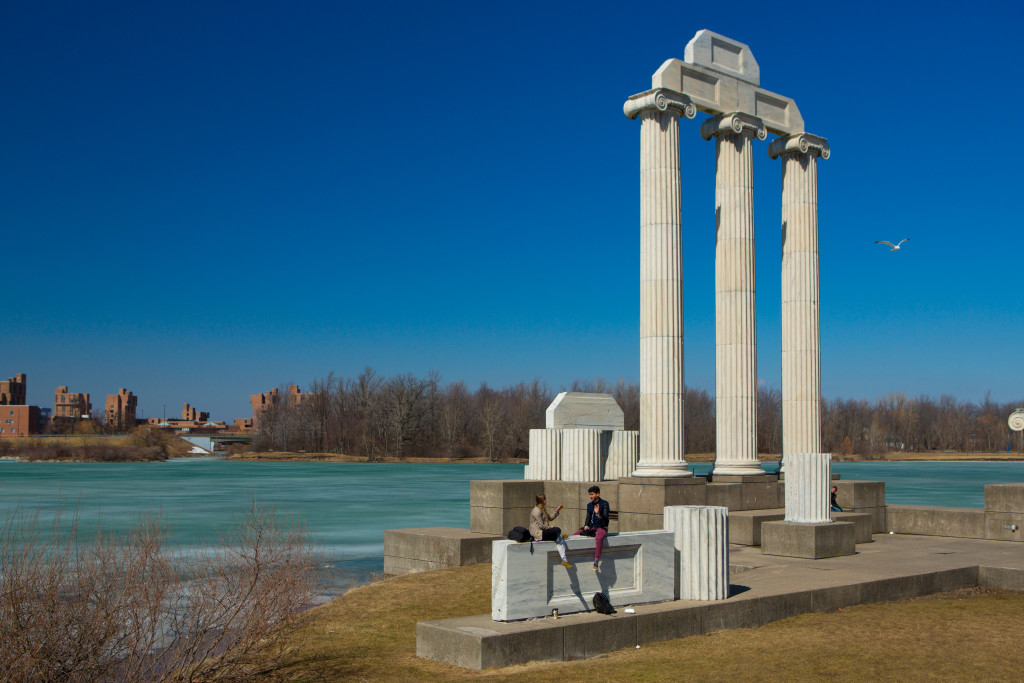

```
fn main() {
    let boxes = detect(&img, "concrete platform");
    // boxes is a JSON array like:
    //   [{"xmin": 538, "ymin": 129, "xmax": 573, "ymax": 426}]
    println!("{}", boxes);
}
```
[
  {"xmin": 417, "ymin": 534, "xmax": 1024, "ymax": 669},
  {"xmin": 761, "ymin": 520, "xmax": 856, "ymax": 559},
  {"xmin": 383, "ymin": 527, "xmax": 501, "ymax": 575}
]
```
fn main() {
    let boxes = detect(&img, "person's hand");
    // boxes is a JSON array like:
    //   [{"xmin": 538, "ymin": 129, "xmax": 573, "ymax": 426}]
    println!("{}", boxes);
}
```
[{"xmin": 556, "ymin": 504, "xmax": 564, "ymax": 512}]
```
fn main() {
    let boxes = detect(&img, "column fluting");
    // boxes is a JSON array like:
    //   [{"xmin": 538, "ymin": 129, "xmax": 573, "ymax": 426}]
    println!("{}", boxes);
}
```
[
  {"xmin": 784, "ymin": 452, "xmax": 832, "ymax": 523},
  {"xmin": 769, "ymin": 133, "xmax": 829, "ymax": 466},
  {"xmin": 625, "ymin": 90, "xmax": 696, "ymax": 477},
  {"xmin": 701, "ymin": 113, "xmax": 766, "ymax": 477}
]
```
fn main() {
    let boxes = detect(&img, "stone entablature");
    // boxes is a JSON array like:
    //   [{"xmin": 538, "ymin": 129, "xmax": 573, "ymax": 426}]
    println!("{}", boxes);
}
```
[{"xmin": 624, "ymin": 29, "xmax": 828, "ymax": 476}]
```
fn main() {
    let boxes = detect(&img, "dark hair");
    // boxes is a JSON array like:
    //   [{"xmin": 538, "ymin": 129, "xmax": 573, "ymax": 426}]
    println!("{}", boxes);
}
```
[
  {"xmin": 588, "ymin": 485, "xmax": 600, "ymax": 494},
  {"xmin": 535, "ymin": 493, "xmax": 546, "ymax": 506}
]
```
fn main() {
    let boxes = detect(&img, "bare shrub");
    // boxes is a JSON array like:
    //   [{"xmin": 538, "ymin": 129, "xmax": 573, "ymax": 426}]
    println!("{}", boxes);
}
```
[{"xmin": 0, "ymin": 503, "xmax": 318, "ymax": 682}]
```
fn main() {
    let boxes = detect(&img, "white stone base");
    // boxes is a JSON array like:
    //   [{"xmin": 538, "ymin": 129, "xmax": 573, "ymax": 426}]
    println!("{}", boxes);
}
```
[{"xmin": 491, "ymin": 531, "xmax": 676, "ymax": 621}]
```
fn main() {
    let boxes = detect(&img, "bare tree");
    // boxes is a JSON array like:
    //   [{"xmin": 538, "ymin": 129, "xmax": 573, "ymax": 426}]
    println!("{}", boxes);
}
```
[
  {"xmin": 0, "ymin": 503, "xmax": 317, "ymax": 682},
  {"xmin": 441, "ymin": 381, "xmax": 471, "ymax": 461}
]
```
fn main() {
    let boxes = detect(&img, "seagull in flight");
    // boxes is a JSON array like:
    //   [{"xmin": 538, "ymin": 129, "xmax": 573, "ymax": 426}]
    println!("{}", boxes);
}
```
[{"xmin": 875, "ymin": 238, "xmax": 910, "ymax": 251}]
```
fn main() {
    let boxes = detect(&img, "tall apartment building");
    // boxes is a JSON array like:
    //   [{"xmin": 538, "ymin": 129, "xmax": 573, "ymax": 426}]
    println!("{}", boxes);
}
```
[
  {"xmin": 54, "ymin": 386, "xmax": 92, "ymax": 420},
  {"xmin": 1, "ymin": 373, "xmax": 27, "ymax": 405},
  {"xmin": 250, "ymin": 384, "xmax": 309, "ymax": 430},
  {"xmin": 105, "ymin": 388, "xmax": 138, "ymax": 432},
  {"xmin": 182, "ymin": 403, "xmax": 210, "ymax": 422},
  {"xmin": 1, "ymin": 405, "xmax": 39, "ymax": 436}
]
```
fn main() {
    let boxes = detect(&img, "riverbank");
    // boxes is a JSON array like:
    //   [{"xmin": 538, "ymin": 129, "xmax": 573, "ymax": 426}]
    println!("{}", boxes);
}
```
[
  {"xmin": 227, "ymin": 450, "xmax": 1024, "ymax": 463},
  {"xmin": 226, "ymin": 451, "xmax": 527, "ymax": 464}
]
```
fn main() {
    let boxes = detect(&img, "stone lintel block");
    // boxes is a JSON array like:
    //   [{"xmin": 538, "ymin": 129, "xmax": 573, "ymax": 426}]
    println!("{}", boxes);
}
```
[
  {"xmin": 984, "ymin": 483, "xmax": 1024, "ymax": 513},
  {"xmin": 885, "ymin": 505, "xmax": 986, "ymax": 539},
  {"xmin": 546, "ymin": 391, "xmax": 625, "ymax": 430},
  {"xmin": 492, "ymin": 531, "xmax": 675, "ymax": 621},
  {"xmin": 710, "ymin": 474, "xmax": 778, "ymax": 483},
  {"xmin": 834, "ymin": 481, "xmax": 886, "ymax": 509},
  {"xmin": 984, "ymin": 512, "xmax": 1024, "ymax": 541},
  {"xmin": 737, "ymin": 481, "xmax": 780, "ymax": 510},
  {"xmin": 761, "ymin": 521, "xmax": 855, "ymax": 559},
  {"xmin": 618, "ymin": 478, "xmax": 707, "ymax": 514},
  {"xmin": 728, "ymin": 508, "xmax": 785, "ymax": 545},
  {"xmin": 618, "ymin": 511, "xmax": 663, "ymax": 532},
  {"xmin": 383, "ymin": 527, "xmax": 500, "ymax": 567},
  {"xmin": 705, "ymin": 483, "xmax": 742, "ymax": 510},
  {"xmin": 470, "ymin": 479, "xmax": 544, "ymax": 509},
  {"xmin": 830, "ymin": 512, "xmax": 873, "ymax": 543},
  {"xmin": 979, "ymin": 566, "xmax": 1024, "ymax": 590},
  {"xmin": 470, "ymin": 505, "xmax": 533, "ymax": 536}
]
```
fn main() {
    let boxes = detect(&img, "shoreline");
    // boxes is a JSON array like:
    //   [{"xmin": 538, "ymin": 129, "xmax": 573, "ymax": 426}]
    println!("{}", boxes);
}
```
[{"xmin": 226, "ymin": 450, "xmax": 1024, "ymax": 464}]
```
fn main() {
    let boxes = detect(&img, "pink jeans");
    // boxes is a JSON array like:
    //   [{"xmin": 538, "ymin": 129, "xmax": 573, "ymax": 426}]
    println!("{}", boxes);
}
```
[{"xmin": 574, "ymin": 528, "xmax": 608, "ymax": 559}]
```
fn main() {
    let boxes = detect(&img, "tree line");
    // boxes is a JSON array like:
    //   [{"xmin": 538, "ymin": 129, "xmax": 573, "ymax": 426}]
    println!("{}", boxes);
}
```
[{"xmin": 252, "ymin": 369, "xmax": 1024, "ymax": 459}]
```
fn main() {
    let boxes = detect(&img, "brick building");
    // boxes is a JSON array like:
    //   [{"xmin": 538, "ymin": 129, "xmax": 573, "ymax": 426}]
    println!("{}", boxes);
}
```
[
  {"xmin": 182, "ymin": 403, "xmax": 210, "ymax": 422},
  {"xmin": 250, "ymin": 384, "xmax": 309, "ymax": 430},
  {"xmin": 1, "ymin": 373, "xmax": 27, "ymax": 405},
  {"xmin": 0, "ymin": 405, "xmax": 39, "ymax": 436},
  {"xmin": 54, "ymin": 386, "xmax": 91, "ymax": 420},
  {"xmin": 104, "ymin": 388, "xmax": 138, "ymax": 432}
]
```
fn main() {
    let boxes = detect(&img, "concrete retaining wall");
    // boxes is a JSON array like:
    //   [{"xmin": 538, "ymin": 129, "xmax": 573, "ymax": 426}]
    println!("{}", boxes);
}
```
[{"xmin": 417, "ymin": 565, "xmax": 989, "ymax": 669}]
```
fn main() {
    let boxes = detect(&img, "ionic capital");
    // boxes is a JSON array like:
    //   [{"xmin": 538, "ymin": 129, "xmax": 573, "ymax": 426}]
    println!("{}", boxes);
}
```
[
  {"xmin": 700, "ymin": 112, "xmax": 767, "ymax": 142},
  {"xmin": 623, "ymin": 89, "xmax": 697, "ymax": 121},
  {"xmin": 767, "ymin": 133, "xmax": 830, "ymax": 160}
]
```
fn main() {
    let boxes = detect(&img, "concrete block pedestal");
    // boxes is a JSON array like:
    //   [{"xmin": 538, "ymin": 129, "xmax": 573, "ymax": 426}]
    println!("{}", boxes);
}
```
[{"xmin": 761, "ymin": 520, "xmax": 855, "ymax": 559}]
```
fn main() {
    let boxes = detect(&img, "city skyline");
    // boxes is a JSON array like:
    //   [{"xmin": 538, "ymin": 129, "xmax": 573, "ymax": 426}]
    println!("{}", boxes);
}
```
[{"xmin": 3, "ymin": 1, "xmax": 1022, "ymax": 421}]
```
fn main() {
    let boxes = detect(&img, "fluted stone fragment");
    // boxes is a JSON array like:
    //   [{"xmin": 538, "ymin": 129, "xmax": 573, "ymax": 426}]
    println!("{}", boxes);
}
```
[
  {"xmin": 769, "ymin": 134, "xmax": 829, "ymax": 462},
  {"xmin": 784, "ymin": 452, "xmax": 831, "ymax": 523},
  {"xmin": 604, "ymin": 430, "xmax": 639, "ymax": 480},
  {"xmin": 664, "ymin": 505, "xmax": 730, "ymax": 600},
  {"xmin": 559, "ymin": 428, "xmax": 604, "ymax": 482},
  {"xmin": 702, "ymin": 113, "xmax": 766, "ymax": 477},
  {"xmin": 526, "ymin": 428, "xmax": 561, "ymax": 480}
]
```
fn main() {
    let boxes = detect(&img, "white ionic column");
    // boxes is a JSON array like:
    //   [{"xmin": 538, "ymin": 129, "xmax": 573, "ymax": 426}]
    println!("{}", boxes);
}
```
[
  {"xmin": 702, "ymin": 113, "xmax": 767, "ymax": 477},
  {"xmin": 768, "ymin": 134, "xmax": 829, "ymax": 467},
  {"xmin": 560, "ymin": 429, "xmax": 603, "ymax": 482},
  {"xmin": 784, "ymin": 452, "xmax": 831, "ymax": 522},
  {"xmin": 604, "ymin": 430, "xmax": 639, "ymax": 480},
  {"xmin": 526, "ymin": 428, "xmax": 561, "ymax": 480},
  {"xmin": 663, "ymin": 505, "xmax": 730, "ymax": 600},
  {"xmin": 624, "ymin": 89, "xmax": 696, "ymax": 478}
]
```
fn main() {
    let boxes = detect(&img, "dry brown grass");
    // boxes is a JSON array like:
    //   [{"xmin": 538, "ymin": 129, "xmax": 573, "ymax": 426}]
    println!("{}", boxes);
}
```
[{"xmin": 274, "ymin": 564, "xmax": 1024, "ymax": 682}]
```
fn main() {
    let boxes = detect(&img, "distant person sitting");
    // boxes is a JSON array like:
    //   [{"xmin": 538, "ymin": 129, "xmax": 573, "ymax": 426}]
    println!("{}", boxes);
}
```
[
  {"xmin": 831, "ymin": 485, "xmax": 843, "ymax": 512},
  {"xmin": 530, "ymin": 494, "xmax": 570, "ymax": 568},
  {"xmin": 573, "ymin": 485, "xmax": 610, "ymax": 571}
]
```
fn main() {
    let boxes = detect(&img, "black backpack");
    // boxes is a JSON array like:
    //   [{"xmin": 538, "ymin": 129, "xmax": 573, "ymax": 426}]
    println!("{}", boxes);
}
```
[
  {"xmin": 506, "ymin": 526, "xmax": 532, "ymax": 542},
  {"xmin": 592, "ymin": 592, "xmax": 615, "ymax": 615}
]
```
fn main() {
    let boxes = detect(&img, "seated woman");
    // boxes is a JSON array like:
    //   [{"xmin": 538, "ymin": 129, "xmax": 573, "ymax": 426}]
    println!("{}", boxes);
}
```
[{"xmin": 530, "ymin": 493, "xmax": 571, "ymax": 568}]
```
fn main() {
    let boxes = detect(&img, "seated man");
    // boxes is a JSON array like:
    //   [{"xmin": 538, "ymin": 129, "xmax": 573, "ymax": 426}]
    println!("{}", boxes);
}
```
[{"xmin": 574, "ymin": 485, "xmax": 610, "ymax": 571}]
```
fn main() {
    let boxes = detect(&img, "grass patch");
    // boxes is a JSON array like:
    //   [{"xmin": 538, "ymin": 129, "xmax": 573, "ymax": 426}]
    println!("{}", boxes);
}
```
[{"xmin": 274, "ymin": 564, "xmax": 1024, "ymax": 681}]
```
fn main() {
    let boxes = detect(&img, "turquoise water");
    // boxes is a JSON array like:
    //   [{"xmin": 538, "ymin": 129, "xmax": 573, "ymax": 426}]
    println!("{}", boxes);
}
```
[{"xmin": 2, "ymin": 459, "xmax": 1022, "ymax": 593}]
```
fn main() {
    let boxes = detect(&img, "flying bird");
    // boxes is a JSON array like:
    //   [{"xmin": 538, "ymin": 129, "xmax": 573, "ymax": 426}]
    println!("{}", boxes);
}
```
[{"xmin": 875, "ymin": 238, "xmax": 910, "ymax": 251}]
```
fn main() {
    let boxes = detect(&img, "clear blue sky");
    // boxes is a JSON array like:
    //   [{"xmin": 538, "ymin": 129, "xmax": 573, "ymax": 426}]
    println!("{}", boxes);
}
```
[{"xmin": 3, "ymin": 0, "xmax": 1022, "ymax": 421}]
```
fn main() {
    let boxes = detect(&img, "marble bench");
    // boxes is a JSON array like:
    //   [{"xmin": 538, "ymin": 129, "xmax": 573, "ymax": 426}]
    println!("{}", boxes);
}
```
[{"xmin": 491, "ymin": 530, "xmax": 675, "ymax": 621}]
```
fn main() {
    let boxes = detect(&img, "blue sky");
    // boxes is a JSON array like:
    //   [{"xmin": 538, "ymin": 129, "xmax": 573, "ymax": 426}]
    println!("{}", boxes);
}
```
[{"xmin": 2, "ymin": 0, "xmax": 1022, "ymax": 421}]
